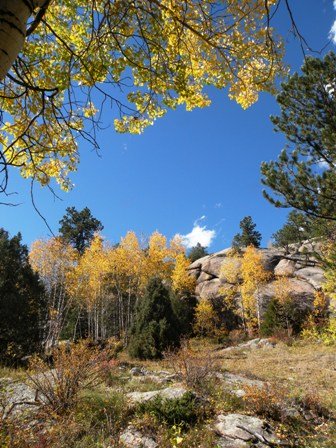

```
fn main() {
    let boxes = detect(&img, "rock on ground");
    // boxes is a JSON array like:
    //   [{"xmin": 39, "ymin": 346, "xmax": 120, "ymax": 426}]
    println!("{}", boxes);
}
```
[
  {"xmin": 127, "ymin": 386, "xmax": 188, "ymax": 405},
  {"xmin": 214, "ymin": 413, "xmax": 280, "ymax": 447},
  {"xmin": 1, "ymin": 380, "xmax": 38, "ymax": 417},
  {"xmin": 120, "ymin": 426, "xmax": 157, "ymax": 448},
  {"xmin": 218, "ymin": 338, "xmax": 276, "ymax": 355},
  {"xmin": 129, "ymin": 367, "xmax": 178, "ymax": 384}
]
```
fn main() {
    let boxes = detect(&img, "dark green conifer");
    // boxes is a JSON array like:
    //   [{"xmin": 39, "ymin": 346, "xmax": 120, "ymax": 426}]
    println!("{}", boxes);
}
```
[
  {"xmin": 232, "ymin": 216, "xmax": 262, "ymax": 249},
  {"xmin": 0, "ymin": 229, "xmax": 46, "ymax": 365},
  {"xmin": 261, "ymin": 52, "xmax": 336, "ymax": 221},
  {"xmin": 128, "ymin": 278, "xmax": 180, "ymax": 359}
]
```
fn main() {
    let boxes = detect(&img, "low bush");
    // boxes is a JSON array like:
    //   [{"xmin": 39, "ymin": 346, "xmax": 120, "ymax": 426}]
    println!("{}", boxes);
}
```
[
  {"xmin": 77, "ymin": 389, "xmax": 129, "ymax": 433},
  {"xmin": 164, "ymin": 342, "xmax": 218, "ymax": 391},
  {"xmin": 242, "ymin": 384, "xmax": 287, "ymax": 421},
  {"xmin": 27, "ymin": 340, "xmax": 114, "ymax": 415},
  {"xmin": 301, "ymin": 318, "xmax": 336, "ymax": 346},
  {"xmin": 295, "ymin": 392, "xmax": 331, "ymax": 420},
  {"xmin": 136, "ymin": 392, "xmax": 207, "ymax": 428}
]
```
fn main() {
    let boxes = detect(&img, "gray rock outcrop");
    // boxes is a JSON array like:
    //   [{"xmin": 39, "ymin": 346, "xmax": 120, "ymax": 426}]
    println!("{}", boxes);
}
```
[
  {"xmin": 214, "ymin": 413, "xmax": 280, "ymax": 447},
  {"xmin": 189, "ymin": 244, "xmax": 325, "ymax": 312},
  {"xmin": 127, "ymin": 386, "xmax": 188, "ymax": 405},
  {"xmin": 120, "ymin": 426, "xmax": 158, "ymax": 448}
]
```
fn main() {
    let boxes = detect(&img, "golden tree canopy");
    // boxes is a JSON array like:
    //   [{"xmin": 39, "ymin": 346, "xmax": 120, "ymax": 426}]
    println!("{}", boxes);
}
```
[{"xmin": 0, "ymin": 0, "xmax": 283, "ymax": 192}]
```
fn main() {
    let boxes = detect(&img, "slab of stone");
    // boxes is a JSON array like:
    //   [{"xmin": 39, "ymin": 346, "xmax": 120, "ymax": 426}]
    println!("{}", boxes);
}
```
[
  {"xmin": 274, "ymin": 259, "xmax": 296, "ymax": 277},
  {"xmin": 219, "ymin": 339, "xmax": 276, "ymax": 355},
  {"xmin": 198, "ymin": 271, "xmax": 217, "ymax": 282},
  {"xmin": 217, "ymin": 438, "xmax": 248, "ymax": 448},
  {"xmin": 120, "ymin": 426, "xmax": 157, "ymax": 448},
  {"xmin": 294, "ymin": 267, "xmax": 325, "ymax": 289},
  {"xmin": 196, "ymin": 278, "xmax": 221, "ymax": 299},
  {"xmin": 222, "ymin": 373, "xmax": 265, "ymax": 389},
  {"xmin": 130, "ymin": 367, "xmax": 147, "ymax": 376},
  {"xmin": 127, "ymin": 386, "xmax": 188, "ymax": 404},
  {"xmin": 2, "ymin": 380, "xmax": 38, "ymax": 416},
  {"xmin": 216, "ymin": 372, "xmax": 265, "ymax": 398},
  {"xmin": 214, "ymin": 413, "xmax": 279, "ymax": 446}
]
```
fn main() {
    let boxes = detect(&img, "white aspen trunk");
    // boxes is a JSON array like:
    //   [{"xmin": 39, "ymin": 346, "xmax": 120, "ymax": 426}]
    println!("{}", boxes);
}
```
[
  {"xmin": 256, "ymin": 289, "xmax": 261, "ymax": 330},
  {"xmin": 0, "ymin": 0, "xmax": 45, "ymax": 80}
]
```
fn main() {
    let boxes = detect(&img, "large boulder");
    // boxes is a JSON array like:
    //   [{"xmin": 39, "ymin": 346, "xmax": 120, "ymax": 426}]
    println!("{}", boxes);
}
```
[
  {"xmin": 274, "ymin": 259, "xmax": 296, "ymax": 277},
  {"xmin": 259, "ymin": 249, "xmax": 283, "ymax": 271},
  {"xmin": 257, "ymin": 278, "xmax": 316, "ymax": 311},
  {"xmin": 294, "ymin": 267, "xmax": 325, "ymax": 290},
  {"xmin": 214, "ymin": 413, "xmax": 280, "ymax": 447},
  {"xmin": 191, "ymin": 245, "xmax": 325, "ymax": 312},
  {"xmin": 196, "ymin": 278, "xmax": 221, "ymax": 299}
]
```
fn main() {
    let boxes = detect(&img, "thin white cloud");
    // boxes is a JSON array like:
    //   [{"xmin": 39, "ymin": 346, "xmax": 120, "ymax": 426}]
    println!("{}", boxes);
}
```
[
  {"xmin": 330, "ymin": 20, "xmax": 336, "ymax": 44},
  {"xmin": 193, "ymin": 215, "xmax": 206, "ymax": 226},
  {"xmin": 176, "ymin": 224, "xmax": 216, "ymax": 249},
  {"xmin": 214, "ymin": 202, "xmax": 223, "ymax": 209},
  {"xmin": 330, "ymin": 1, "xmax": 336, "ymax": 44}
]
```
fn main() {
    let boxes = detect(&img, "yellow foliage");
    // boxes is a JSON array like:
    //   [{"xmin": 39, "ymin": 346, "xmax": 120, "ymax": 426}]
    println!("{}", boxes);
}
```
[
  {"xmin": 146, "ymin": 231, "xmax": 172, "ymax": 280},
  {"xmin": 273, "ymin": 276, "xmax": 292, "ymax": 306},
  {"xmin": 29, "ymin": 237, "xmax": 78, "ymax": 335},
  {"xmin": 68, "ymin": 233, "xmax": 109, "ymax": 311},
  {"xmin": 220, "ymin": 257, "xmax": 241, "ymax": 285},
  {"xmin": 172, "ymin": 253, "xmax": 196, "ymax": 294},
  {"xmin": 0, "ymin": 1, "xmax": 284, "ymax": 189},
  {"xmin": 194, "ymin": 298, "xmax": 217, "ymax": 337},
  {"xmin": 29, "ymin": 236, "xmax": 77, "ymax": 284},
  {"xmin": 241, "ymin": 246, "xmax": 271, "ymax": 330},
  {"xmin": 219, "ymin": 256, "xmax": 241, "ymax": 317}
]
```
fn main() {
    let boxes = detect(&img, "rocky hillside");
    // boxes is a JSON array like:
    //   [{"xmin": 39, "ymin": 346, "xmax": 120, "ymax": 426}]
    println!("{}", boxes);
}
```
[{"xmin": 189, "ymin": 241, "xmax": 325, "ymax": 311}]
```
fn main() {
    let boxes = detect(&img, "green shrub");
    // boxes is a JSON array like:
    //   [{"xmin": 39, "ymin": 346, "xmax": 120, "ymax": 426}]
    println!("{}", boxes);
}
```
[
  {"xmin": 128, "ymin": 278, "xmax": 181, "ymax": 359},
  {"xmin": 136, "ymin": 392, "xmax": 206, "ymax": 428},
  {"xmin": 261, "ymin": 298, "xmax": 309, "ymax": 337},
  {"xmin": 171, "ymin": 291, "xmax": 197, "ymax": 337},
  {"xmin": 77, "ymin": 389, "xmax": 129, "ymax": 431}
]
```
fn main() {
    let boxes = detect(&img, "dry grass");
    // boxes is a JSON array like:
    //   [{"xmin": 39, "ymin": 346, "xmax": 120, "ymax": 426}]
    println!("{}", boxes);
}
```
[{"xmin": 216, "ymin": 341, "xmax": 336, "ymax": 409}]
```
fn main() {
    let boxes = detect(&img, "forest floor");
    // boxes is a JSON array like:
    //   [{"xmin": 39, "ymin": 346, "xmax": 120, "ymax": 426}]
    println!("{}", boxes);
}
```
[{"xmin": 0, "ymin": 338, "xmax": 335, "ymax": 448}]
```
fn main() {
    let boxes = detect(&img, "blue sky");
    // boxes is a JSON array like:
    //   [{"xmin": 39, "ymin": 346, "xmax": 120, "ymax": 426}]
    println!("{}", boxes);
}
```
[{"xmin": 1, "ymin": 0, "xmax": 335, "ymax": 252}]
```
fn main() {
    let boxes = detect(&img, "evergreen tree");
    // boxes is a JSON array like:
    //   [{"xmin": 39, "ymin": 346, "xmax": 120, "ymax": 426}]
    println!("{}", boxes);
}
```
[
  {"xmin": 261, "ymin": 52, "xmax": 336, "ymax": 221},
  {"xmin": 260, "ymin": 299, "xmax": 282, "ymax": 336},
  {"xmin": 128, "ymin": 278, "xmax": 180, "ymax": 359},
  {"xmin": 59, "ymin": 206, "xmax": 103, "ymax": 254},
  {"xmin": 0, "ymin": 229, "xmax": 46, "ymax": 365},
  {"xmin": 272, "ymin": 211, "xmax": 314, "ymax": 252},
  {"xmin": 232, "ymin": 216, "xmax": 262, "ymax": 249},
  {"xmin": 261, "ymin": 297, "xmax": 309, "ymax": 337},
  {"xmin": 171, "ymin": 291, "xmax": 198, "ymax": 337},
  {"xmin": 188, "ymin": 243, "xmax": 208, "ymax": 263}
]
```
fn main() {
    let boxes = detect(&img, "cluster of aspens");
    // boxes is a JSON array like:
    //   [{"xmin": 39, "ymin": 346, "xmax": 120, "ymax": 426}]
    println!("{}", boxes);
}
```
[
  {"xmin": 195, "ymin": 245, "xmax": 333, "ymax": 342},
  {"xmin": 29, "ymin": 230, "xmax": 196, "ymax": 350}
]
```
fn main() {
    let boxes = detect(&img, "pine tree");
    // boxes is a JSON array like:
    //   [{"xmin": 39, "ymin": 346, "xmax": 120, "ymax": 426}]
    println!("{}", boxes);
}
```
[
  {"xmin": 128, "ymin": 278, "xmax": 180, "ymax": 359},
  {"xmin": 188, "ymin": 243, "xmax": 208, "ymax": 263},
  {"xmin": 0, "ymin": 229, "xmax": 46, "ymax": 365},
  {"xmin": 171, "ymin": 291, "xmax": 197, "ymax": 337},
  {"xmin": 261, "ymin": 52, "xmax": 336, "ymax": 221},
  {"xmin": 260, "ymin": 299, "xmax": 282, "ymax": 336},
  {"xmin": 272, "ymin": 211, "xmax": 314, "ymax": 252},
  {"xmin": 59, "ymin": 206, "xmax": 103, "ymax": 254},
  {"xmin": 232, "ymin": 216, "xmax": 262, "ymax": 249}
]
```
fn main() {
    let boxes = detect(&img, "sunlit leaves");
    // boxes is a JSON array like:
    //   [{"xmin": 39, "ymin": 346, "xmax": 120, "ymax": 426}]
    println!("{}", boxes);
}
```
[{"xmin": 0, "ymin": 0, "xmax": 284, "ymax": 189}]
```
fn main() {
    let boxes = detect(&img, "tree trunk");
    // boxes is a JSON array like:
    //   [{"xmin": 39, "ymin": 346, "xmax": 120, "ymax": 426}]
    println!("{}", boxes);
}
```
[{"xmin": 0, "ymin": 0, "xmax": 46, "ymax": 81}]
